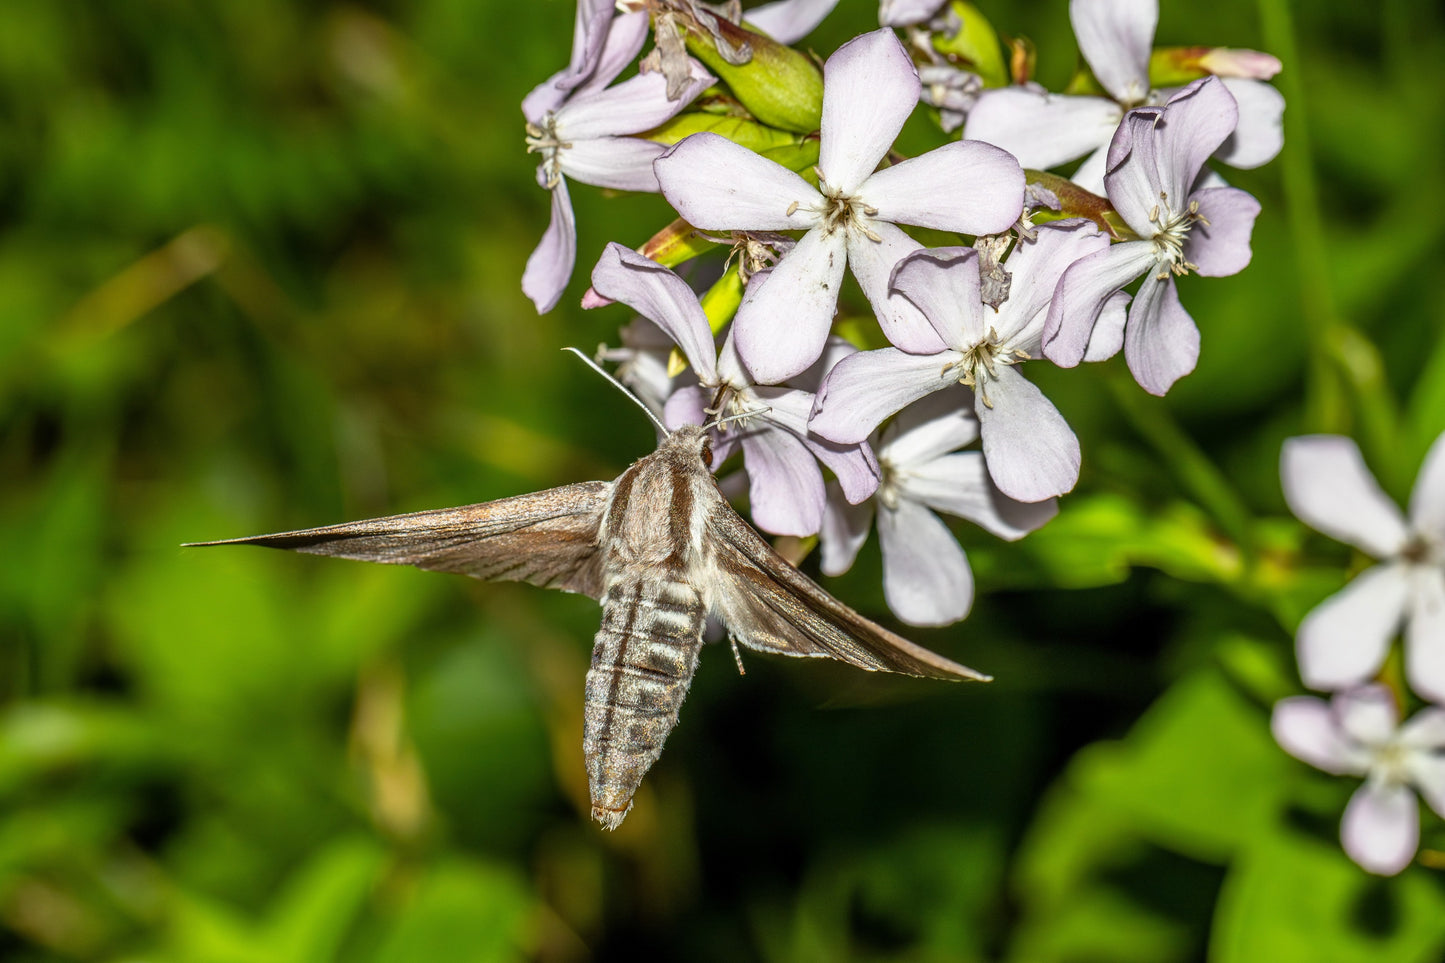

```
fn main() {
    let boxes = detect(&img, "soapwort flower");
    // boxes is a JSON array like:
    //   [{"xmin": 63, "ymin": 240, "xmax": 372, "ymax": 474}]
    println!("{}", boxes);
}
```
[
  {"xmin": 964, "ymin": 0, "xmax": 1283, "ymax": 193},
  {"xmin": 1282, "ymin": 433, "xmax": 1445, "ymax": 702},
  {"xmin": 522, "ymin": 8, "xmax": 714, "ymax": 313},
  {"xmin": 1043, "ymin": 77, "xmax": 1261, "ymax": 395},
  {"xmin": 654, "ymin": 27, "xmax": 1024, "ymax": 383},
  {"xmin": 590, "ymin": 243, "xmax": 879, "ymax": 536},
  {"xmin": 1272, "ymin": 686, "xmax": 1445, "ymax": 876},
  {"xmin": 811, "ymin": 221, "xmax": 1125, "ymax": 502},
  {"xmin": 820, "ymin": 390, "xmax": 1057, "ymax": 626}
]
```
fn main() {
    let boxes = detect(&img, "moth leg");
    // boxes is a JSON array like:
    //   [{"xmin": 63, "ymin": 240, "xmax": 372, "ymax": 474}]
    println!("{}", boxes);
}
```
[{"xmin": 729, "ymin": 636, "xmax": 746, "ymax": 676}]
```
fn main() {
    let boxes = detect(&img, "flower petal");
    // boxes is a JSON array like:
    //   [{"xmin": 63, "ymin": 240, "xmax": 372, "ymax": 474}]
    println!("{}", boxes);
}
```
[
  {"xmin": 861, "ymin": 140, "xmax": 1025, "ymax": 236},
  {"xmin": 1341, "ymin": 782, "xmax": 1418, "ymax": 876},
  {"xmin": 1408, "ymin": 430, "xmax": 1445, "ymax": 541},
  {"xmin": 975, "ymin": 366, "xmax": 1081, "ymax": 502},
  {"xmin": 1043, "ymin": 240, "xmax": 1156, "ymax": 368},
  {"xmin": 733, "ymin": 229, "xmax": 846, "ymax": 383},
  {"xmin": 1214, "ymin": 78, "xmax": 1284, "ymax": 170},
  {"xmin": 521, "ymin": 177, "xmax": 577, "ymax": 313},
  {"xmin": 1070, "ymin": 0, "xmax": 1155, "ymax": 105},
  {"xmin": 1124, "ymin": 272, "xmax": 1199, "ymax": 396},
  {"xmin": 964, "ymin": 87, "xmax": 1121, "ymax": 171},
  {"xmin": 809, "ymin": 347, "xmax": 956, "ymax": 446},
  {"xmin": 888, "ymin": 246, "xmax": 984, "ymax": 349},
  {"xmin": 559, "ymin": 63, "xmax": 713, "ymax": 140},
  {"xmin": 754, "ymin": 386, "xmax": 880, "ymax": 503},
  {"xmin": 655, "ymin": 132, "xmax": 821, "ymax": 231},
  {"xmin": 558, "ymin": 0, "xmax": 620, "ymax": 91},
  {"xmin": 1296, "ymin": 564, "xmax": 1410, "ymax": 692},
  {"xmin": 745, "ymin": 0, "xmax": 838, "ymax": 44},
  {"xmin": 1185, "ymin": 186, "xmax": 1260, "ymax": 278},
  {"xmin": 1271, "ymin": 695, "xmax": 1371, "ymax": 775},
  {"xmin": 1153, "ymin": 78, "xmax": 1240, "ymax": 208},
  {"xmin": 878, "ymin": 498, "xmax": 974, "ymax": 626},
  {"xmin": 558, "ymin": 136, "xmax": 667, "ymax": 191},
  {"xmin": 572, "ymin": 10, "xmax": 651, "ymax": 98},
  {"xmin": 1334, "ymin": 684, "xmax": 1400, "ymax": 746},
  {"xmin": 994, "ymin": 219, "xmax": 1111, "ymax": 350},
  {"xmin": 879, "ymin": 387, "xmax": 980, "ymax": 465},
  {"xmin": 1281, "ymin": 435, "xmax": 1410, "ymax": 558},
  {"xmin": 590, "ymin": 243, "xmax": 719, "ymax": 381},
  {"xmin": 902, "ymin": 450, "xmax": 1058, "ymax": 540},
  {"xmin": 1399, "ymin": 706, "xmax": 1445, "ymax": 751},
  {"xmin": 664, "ymin": 384, "xmax": 708, "ymax": 428},
  {"xmin": 741, "ymin": 426, "xmax": 826, "ymax": 536},
  {"xmin": 819, "ymin": 29, "xmax": 920, "ymax": 193},
  {"xmin": 846, "ymin": 222, "xmax": 948, "ymax": 354},
  {"xmin": 819, "ymin": 481, "xmax": 875, "ymax": 576},
  {"xmin": 1101, "ymin": 108, "xmax": 1165, "ymax": 235},
  {"xmin": 878, "ymin": 0, "xmax": 947, "ymax": 26},
  {"xmin": 1083, "ymin": 291, "xmax": 1130, "ymax": 362},
  {"xmin": 1405, "ymin": 566, "xmax": 1445, "ymax": 704},
  {"xmin": 1407, "ymin": 752, "xmax": 1445, "ymax": 822}
]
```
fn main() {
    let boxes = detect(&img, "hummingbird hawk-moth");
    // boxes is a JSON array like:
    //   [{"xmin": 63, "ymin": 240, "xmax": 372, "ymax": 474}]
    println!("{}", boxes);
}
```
[{"xmin": 189, "ymin": 422, "xmax": 989, "ymax": 829}]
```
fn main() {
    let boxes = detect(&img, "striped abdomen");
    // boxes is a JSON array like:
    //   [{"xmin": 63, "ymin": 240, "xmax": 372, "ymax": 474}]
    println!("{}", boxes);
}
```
[{"xmin": 583, "ymin": 574, "xmax": 705, "ymax": 829}]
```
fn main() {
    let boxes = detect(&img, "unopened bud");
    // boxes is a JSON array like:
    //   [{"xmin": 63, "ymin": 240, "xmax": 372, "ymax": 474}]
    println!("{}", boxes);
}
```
[
  {"xmin": 687, "ymin": 20, "xmax": 823, "ymax": 133},
  {"xmin": 1150, "ymin": 46, "xmax": 1282, "ymax": 86}
]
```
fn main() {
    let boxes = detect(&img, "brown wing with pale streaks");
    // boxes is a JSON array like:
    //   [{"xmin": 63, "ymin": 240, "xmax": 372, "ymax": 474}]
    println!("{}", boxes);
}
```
[
  {"xmin": 186, "ymin": 481, "xmax": 612, "ymax": 598},
  {"xmin": 703, "ymin": 492, "xmax": 990, "ymax": 682}
]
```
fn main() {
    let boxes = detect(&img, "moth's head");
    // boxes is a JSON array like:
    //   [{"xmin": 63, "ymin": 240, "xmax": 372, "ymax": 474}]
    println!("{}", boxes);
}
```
[{"xmin": 669, "ymin": 423, "xmax": 713, "ymax": 468}]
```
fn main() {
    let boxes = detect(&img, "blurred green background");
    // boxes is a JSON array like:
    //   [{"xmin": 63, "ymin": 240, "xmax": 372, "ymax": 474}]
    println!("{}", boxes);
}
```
[{"xmin": 3, "ymin": 0, "xmax": 1444, "ymax": 960}]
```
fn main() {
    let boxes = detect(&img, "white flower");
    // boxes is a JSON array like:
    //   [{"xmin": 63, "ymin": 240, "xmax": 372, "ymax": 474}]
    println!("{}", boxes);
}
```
[
  {"xmin": 1282, "ymin": 432, "xmax": 1445, "ymax": 701},
  {"xmin": 1273, "ymin": 686, "xmax": 1445, "ymax": 876}
]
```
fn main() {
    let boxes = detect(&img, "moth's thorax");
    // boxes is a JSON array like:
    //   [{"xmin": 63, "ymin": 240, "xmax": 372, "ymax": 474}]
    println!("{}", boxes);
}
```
[{"xmin": 598, "ymin": 427, "xmax": 712, "ymax": 573}]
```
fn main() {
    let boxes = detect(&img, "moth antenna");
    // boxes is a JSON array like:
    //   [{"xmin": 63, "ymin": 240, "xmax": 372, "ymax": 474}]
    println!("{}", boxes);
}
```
[
  {"xmin": 705, "ymin": 406, "xmax": 771, "ymax": 432},
  {"xmin": 562, "ymin": 346, "xmax": 667, "ymax": 433}
]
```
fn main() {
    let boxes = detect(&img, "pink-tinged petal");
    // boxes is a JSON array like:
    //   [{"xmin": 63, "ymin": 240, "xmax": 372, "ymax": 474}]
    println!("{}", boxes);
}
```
[
  {"xmin": 1281, "ymin": 435, "xmax": 1410, "ymax": 557},
  {"xmin": 975, "ymin": 366, "xmax": 1081, "ymax": 502},
  {"xmin": 877, "ymin": 498, "xmax": 973, "ymax": 626},
  {"xmin": 847, "ymin": 222, "xmax": 948, "ymax": 353},
  {"xmin": 861, "ymin": 140, "xmax": 1025, "ymax": 236},
  {"xmin": 1083, "ymin": 291, "xmax": 1130, "ymax": 362},
  {"xmin": 655, "ymin": 132, "xmax": 820, "ymax": 231},
  {"xmin": 754, "ymin": 386, "xmax": 880, "ymax": 503},
  {"xmin": 1070, "ymin": 144, "xmax": 1110, "ymax": 195},
  {"xmin": 1334, "ymin": 685, "xmax": 1399, "ymax": 746},
  {"xmin": 820, "ymin": 481, "xmax": 875, "ymax": 576},
  {"xmin": 1103, "ymin": 108, "xmax": 1167, "ymax": 235},
  {"xmin": 880, "ymin": 387, "xmax": 979, "ymax": 465},
  {"xmin": 1296, "ymin": 564, "xmax": 1410, "ymax": 692},
  {"xmin": 572, "ymin": 10, "xmax": 650, "ymax": 96},
  {"xmin": 1215, "ymin": 78, "xmax": 1284, "ymax": 169},
  {"xmin": 558, "ymin": 136, "xmax": 667, "ymax": 191},
  {"xmin": 558, "ymin": 0, "xmax": 619, "ymax": 92},
  {"xmin": 1341, "ymin": 782, "xmax": 1418, "ymax": 876},
  {"xmin": 733, "ymin": 229, "xmax": 846, "ymax": 383},
  {"xmin": 809, "ymin": 348, "xmax": 957, "ymax": 446},
  {"xmin": 1271, "ymin": 696, "xmax": 1371, "ymax": 775},
  {"xmin": 878, "ymin": 0, "xmax": 947, "ymax": 26},
  {"xmin": 1200, "ymin": 48, "xmax": 1283, "ymax": 80},
  {"xmin": 664, "ymin": 384, "xmax": 708, "ymax": 429},
  {"xmin": 522, "ymin": 72, "xmax": 570, "ymax": 124},
  {"xmin": 522, "ymin": 178, "xmax": 576, "ymax": 313},
  {"xmin": 964, "ymin": 87, "xmax": 1121, "ymax": 171},
  {"xmin": 1124, "ymin": 272, "xmax": 1199, "ymax": 396},
  {"xmin": 1154, "ymin": 78, "xmax": 1240, "ymax": 206},
  {"xmin": 819, "ymin": 29, "xmax": 920, "ymax": 193},
  {"xmin": 889, "ymin": 247, "xmax": 985, "ymax": 348},
  {"xmin": 994, "ymin": 220, "xmax": 1111, "ymax": 351},
  {"xmin": 789, "ymin": 335, "xmax": 859, "ymax": 394},
  {"xmin": 1070, "ymin": 0, "xmax": 1155, "ymax": 105},
  {"xmin": 741, "ymin": 427, "xmax": 826, "ymax": 535},
  {"xmin": 1407, "ymin": 753, "xmax": 1445, "ymax": 821},
  {"xmin": 1405, "ymin": 566, "xmax": 1445, "ymax": 704},
  {"xmin": 902, "ymin": 451, "xmax": 1058, "ymax": 540},
  {"xmin": 590, "ymin": 243, "xmax": 719, "ymax": 381},
  {"xmin": 559, "ymin": 65, "xmax": 713, "ymax": 140},
  {"xmin": 1400, "ymin": 707, "xmax": 1445, "ymax": 751},
  {"xmin": 1185, "ymin": 186, "xmax": 1260, "ymax": 278},
  {"xmin": 1043, "ymin": 240, "xmax": 1155, "ymax": 367},
  {"xmin": 1408, "ymin": 430, "xmax": 1445, "ymax": 540},
  {"xmin": 746, "ymin": 0, "xmax": 838, "ymax": 44}
]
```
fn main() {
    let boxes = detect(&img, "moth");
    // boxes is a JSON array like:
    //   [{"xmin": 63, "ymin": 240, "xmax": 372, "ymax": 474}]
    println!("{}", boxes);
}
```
[{"xmin": 190, "ymin": 365, "xmax": 989, "ymax": 829}]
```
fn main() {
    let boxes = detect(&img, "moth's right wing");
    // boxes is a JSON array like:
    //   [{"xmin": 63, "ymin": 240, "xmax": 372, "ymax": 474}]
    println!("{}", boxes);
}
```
[
  {"xmin": 186, "ymin": 480, "xmax": 613, "ymax": 598},
  {"xmin": 702, "ymin": 494, "xmax": 989, "ymax": 682}
]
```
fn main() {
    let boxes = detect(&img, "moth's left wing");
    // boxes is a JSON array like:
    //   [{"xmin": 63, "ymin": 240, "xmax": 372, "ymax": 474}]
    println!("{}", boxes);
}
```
[
  {"xmin": 186, "ymin": 481, "xmax": 613, "ymax": 598},
  {"xmin": 702, "ymin": 495, "xmax": 989, "ymax": 682}
]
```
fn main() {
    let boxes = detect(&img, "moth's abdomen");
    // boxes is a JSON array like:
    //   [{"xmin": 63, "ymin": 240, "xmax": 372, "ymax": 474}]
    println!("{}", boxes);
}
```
[{"xmin": 584, "ymin": 575, "xmax": 705, "ymax": 830}]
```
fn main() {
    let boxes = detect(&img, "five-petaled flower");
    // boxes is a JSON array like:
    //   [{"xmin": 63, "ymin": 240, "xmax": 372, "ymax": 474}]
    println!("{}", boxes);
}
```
[
  {"xmin": 1272, "ymin": 685, "xmax": 1445, "ymax": 876},
  {"xmin": 1282, "ymin": 433, "xmax": 1445, "ymax": 702}
]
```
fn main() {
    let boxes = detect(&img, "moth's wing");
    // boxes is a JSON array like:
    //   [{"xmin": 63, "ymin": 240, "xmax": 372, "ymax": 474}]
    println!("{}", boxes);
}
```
[
  {"xmin": 702, "ymin": 494, "xmax": 989, "ymax": 682},
  {"xmin": 187, "ymin": 481, "xmax": 612, "ymax": 598}
]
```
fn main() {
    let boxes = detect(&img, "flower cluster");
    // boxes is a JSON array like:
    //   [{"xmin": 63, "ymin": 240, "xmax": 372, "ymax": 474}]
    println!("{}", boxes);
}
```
[{"xmin": 521, "ymin": 0, "xmax": 1278, "ymax": 627}]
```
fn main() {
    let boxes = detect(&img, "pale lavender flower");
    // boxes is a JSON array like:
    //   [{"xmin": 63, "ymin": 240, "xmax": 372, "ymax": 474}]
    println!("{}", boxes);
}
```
[
  {"xmin": 879, "ymin": 0, "xmax": 950, "ymax": 28},
  {"xmin": 589, "ymin": 243, "xmax": 879, "ymax": 536},
  {"xmin": 1272, "ymin": 686, "xmax": 1445, "ymax": 876},
  {"xmin": 964, "ymin": 0, "xmax": 1284, "ymax": 193},
  {"xmin": 811, "ymin": 221, "xmax": 1129, "ymax": 502},
  {"xmin": 1042, "ymin": 77, "xmax": 1261, "ymax": 395},
  {"xmin": 820, "ymin": 389, "xmax": 1057, "ymax": 626},
  {"xmin": 595, "ymin": 317, "xmax": 686, "ymax": 418},
  {"xmin": 654, "ymin": 28, "xmax": 1024, "ymax": 383},
  {"xmin": 522, "ymin": 10, "xmax": 714, "ymax": 313},
  {"xmin": 919, "ymin": 63, "xmax": 982, "ymax": 134},
  {"xmin": 746, "ymin": 0, "xmax": 840, "ymax": 43},
  {"xmin": 1282, "ymin": 433, "xmax": 1445, "ymax": 701}
]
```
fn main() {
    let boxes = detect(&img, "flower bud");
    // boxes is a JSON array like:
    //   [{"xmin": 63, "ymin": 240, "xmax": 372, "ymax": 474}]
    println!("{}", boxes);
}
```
[
  {"xmin": 685, "ymin": 20, "xmax": 823, "ymax": 133},
  {"xmin": 1149, "ymin": 46, "xmax": 1282, "ymax": 86}
]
